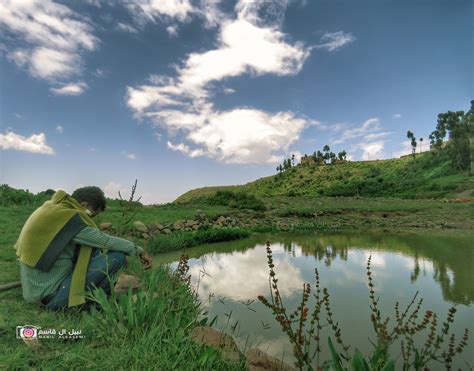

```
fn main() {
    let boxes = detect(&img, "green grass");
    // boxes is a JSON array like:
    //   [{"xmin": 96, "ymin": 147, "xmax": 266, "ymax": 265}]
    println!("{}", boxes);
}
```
[
  {"xmin": 0, "ymin": 202, "xmax": 245, "ymax": 369},
  {"xmin": 148, "ymin": 228, "xmax": 251, "ymax": 254},
  {"xmin": 176, "ymin": 151, "xmax": 474, "ymax": 202},
  {"xmin": 0, "ymin": 262, "xmax": 245, "ymax": 369}
]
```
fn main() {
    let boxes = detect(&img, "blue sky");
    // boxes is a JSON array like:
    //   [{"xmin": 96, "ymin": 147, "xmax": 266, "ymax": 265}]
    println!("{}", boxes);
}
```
[{"xmin": 0, "ymin": 0, "xmax": 471, "ymax": 204}]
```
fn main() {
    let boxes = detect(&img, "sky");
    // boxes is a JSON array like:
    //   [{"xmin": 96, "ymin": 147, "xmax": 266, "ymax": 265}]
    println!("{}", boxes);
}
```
[{"xmin": 0, "ymin": 0, "xmax": 472, "ymax": 204}]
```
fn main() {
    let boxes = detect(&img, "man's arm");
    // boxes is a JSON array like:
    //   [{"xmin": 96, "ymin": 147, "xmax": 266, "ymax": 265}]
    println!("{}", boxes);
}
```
[{"xmin": 72, "ymin": 226, "xmax": 144, "ymax": 256}]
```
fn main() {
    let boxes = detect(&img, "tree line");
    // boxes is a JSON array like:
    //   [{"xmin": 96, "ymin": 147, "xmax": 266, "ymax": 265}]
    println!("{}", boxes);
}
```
[
  {"xmin": 276, "ymin": 145, "xmax": 348, "ymax": 174},
  {"xmin": 406, "ymin": 100, "xmax": 473, "ymax": 172}
]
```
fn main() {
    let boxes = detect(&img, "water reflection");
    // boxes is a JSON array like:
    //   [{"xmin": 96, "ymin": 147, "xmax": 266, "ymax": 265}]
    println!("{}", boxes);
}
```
[
  {"xmin": 155, "ymin": 231, "xmax": 473, "ymax": 368},
  {"xmin": 188, "ymin": 244, "xmax": 305, "ymax": 300}
]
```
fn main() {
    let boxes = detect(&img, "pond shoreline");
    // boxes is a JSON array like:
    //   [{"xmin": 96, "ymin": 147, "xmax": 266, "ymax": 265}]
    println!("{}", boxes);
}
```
[{"xmin": 1, "ymin": 197, "xmax": 472, "ymax": 369}]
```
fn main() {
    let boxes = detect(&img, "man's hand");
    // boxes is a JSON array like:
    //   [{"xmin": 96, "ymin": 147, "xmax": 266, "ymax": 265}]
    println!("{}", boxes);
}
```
[{"xmin": 139, "ymin": 251, "xmax": 153, "ymax": 270}]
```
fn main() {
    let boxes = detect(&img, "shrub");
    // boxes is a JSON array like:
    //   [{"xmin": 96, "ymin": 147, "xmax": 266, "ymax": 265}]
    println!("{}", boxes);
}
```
[
  {"xmin": 207, "ymin": 190, "xmax": 266, "ymax": 211},
  {"xmin": 0, "ymin": 184, "xmax": 49, "ymax": 206},
  {"xmin": 258, "ymin": 242, "xmax": 469, "ymax": 370}
]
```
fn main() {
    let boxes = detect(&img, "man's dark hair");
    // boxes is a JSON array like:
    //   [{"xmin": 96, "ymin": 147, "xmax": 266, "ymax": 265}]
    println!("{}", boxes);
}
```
[{"xmin": 71, "ymin": 186, "xmax": 106, "ymax": 212}]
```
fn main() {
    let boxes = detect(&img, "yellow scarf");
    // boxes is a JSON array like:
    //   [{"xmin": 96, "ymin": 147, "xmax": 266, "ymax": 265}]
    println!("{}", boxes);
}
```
[{"xmin": 15, "ymin": 190, "xmax": 97, "ymax": 307}]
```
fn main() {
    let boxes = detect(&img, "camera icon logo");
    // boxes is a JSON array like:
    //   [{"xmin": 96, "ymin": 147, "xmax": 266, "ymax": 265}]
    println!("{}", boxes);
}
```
[{"xmin": 16, "ymin": 325, "xmax": 39, "ymax": 339}]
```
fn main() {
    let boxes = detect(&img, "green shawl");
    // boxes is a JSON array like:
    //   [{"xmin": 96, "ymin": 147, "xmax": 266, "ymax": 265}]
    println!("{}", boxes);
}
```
[{"xmin": 14, "ymin": 190, "xmax": 97, "ymax": 307}]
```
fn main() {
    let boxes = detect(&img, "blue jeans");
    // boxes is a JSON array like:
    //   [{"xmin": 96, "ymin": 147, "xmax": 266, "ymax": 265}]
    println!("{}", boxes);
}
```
[{"xmin": 45, "ymin": 248, "xmax": 126, "ymax": 310}]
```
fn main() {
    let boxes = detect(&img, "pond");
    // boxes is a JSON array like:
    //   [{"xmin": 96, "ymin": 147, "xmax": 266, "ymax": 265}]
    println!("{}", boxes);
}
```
[{"xmin": 154, "ymin": 231, "xmax": 474, "ymax": 369}]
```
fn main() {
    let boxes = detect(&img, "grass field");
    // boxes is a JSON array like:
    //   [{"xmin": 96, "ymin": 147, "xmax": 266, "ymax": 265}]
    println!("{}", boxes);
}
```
[
  {"xmin": 0, "ymin": 203, "xmax": 245, "ymax": 369},
  {"xmin": 177, "ymin": 152, "xmax": 474, "ymax": 202},
  {"xmin": 1, "ymin": 178, "xmax": 473, "ymax": 368}
]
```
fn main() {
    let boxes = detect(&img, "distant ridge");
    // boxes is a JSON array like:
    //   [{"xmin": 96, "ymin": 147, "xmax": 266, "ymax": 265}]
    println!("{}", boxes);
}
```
[{"xmin": 176, "ymin": 152, "xmax": 474, "ymax": 202}]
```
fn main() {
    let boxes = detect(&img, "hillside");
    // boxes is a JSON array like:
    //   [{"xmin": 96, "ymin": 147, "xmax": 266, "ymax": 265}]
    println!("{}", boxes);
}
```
[{"xmin": 176, "ymin": 152, "xmax": 474, "ymax": 202}]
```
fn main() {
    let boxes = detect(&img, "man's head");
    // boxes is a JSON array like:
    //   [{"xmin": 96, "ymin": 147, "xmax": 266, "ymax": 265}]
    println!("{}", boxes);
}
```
[{"xmin": 71, "ymin": 186, "xmax": 106, "ymax": 217}]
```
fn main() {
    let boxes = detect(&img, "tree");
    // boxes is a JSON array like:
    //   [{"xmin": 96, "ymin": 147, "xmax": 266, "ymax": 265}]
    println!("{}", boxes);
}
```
[
  {"xmin": 323, "ymin": 145, "xmax": 331, "ymax": 164},
  {"xmin": 316, "ymin": 150, "xmax": 324, "ymax": 165},
  {"xmin": 338, "ymin": 150, "xmax": 347, "ymax": 161},
  {"xmin": 406, "ymin": 131, "xmax": 417, "ymax": 158},
  {"xmin": 468, "ymin": 101, "xmax": 474, "ymax": 173},
  {"xmin": 428, "ymin": 101, "xmax": 472, "ymax": 172},
  {"xmin": 291, "ymin": 153, "xmax": 295, "ymax": 167}
]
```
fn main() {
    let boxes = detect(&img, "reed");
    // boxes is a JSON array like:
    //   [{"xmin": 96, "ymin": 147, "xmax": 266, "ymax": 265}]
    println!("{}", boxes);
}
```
[{"xmin": 257, "ymin": 241, "xmax": 469, "ymax": 370}]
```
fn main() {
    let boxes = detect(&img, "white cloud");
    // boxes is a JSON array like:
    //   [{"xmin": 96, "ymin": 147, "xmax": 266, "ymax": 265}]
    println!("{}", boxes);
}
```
[
  {"xmin": 0, "ymin": 0, "xmax": 98, "ymax": 82},
  {"xmin": 103, "ymin": 181, "xmax": 125, "ymax": 199},
  {"xmin": 314, "ymin": 31, "xmax": 356, "ymax": 52},
  {"xmin": 166, "ymin": 25, "xmax": 178, "ymax": 36},
  {"xmin": 223, "ymin": 87, "xmax": 235, "ymax": 94},
  {"xmin": 393, "ymin": 113, "xmax": 402, "ymax": 119},
  {"xmin": 393, "ymin": 140, "xmax": 413, "ymax": 158},
  {"xmin": 167, "ymin": 141, "xmax": 204, "ymax": 158},
  {"xmin": 189, "ymin": 243, "xmax": 304, "ymax": 301},
  {"xmin": 56, "ymin": 125, "xmax": 64, "ymax": 134},
  {"xmin": 126, "ymin": 1, "xmax": 313, "ymax": 164},
  {"xmin": 116, "ymin": 22, "xmax": 138, "ymax": 33},
  {"xmin": 126, "ymin": 0, "xmax": 195, "ymax": 23},
  {"xmin": 0, "ymin": 131, "xmax": 55, "ymax": 155},
  {"xmin": 364, "ymin": 132, "xmax": 393, "ymax": 140},
  {"xmin": 356, "ymin": 140, "xmax": 385, "ymax": 160},
  {"xmin": 122, "ymin": 150, "xmax": 137, "ymax": 160},
  {"xmin": 332, "ymin": 117, "xmax": 381, "ymax": 145},
  {"xmin": 50, "ymin": 82, "xmax": 87, "ymax": 96}
]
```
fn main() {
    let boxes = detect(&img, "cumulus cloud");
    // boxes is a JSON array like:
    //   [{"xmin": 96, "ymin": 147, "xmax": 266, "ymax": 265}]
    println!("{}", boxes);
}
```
[
  {"xmin": 55, "ymin": 125, "xmax": 64, "ymax": 134},
  {"xmin": 393, "ymin": 113, "xmax": 402, "ymax": 119},
  {"xmin": 126, "ymin": 0, "xmax": 313, "ymax": 164},
  {"xmin": 0, "ymin": 0, "xmax": 98, "ymax": 82},
  {"xmin": 356, "ymin": 140, "xmax": 385, "ymax": 160},
  {"xmin": 103, "ymin": 181, "xmax": 125, "ymax": 199},
  {"xmin": 0, "ymin": 131, "xmax": 55, "ymax": 155},
  {"xmin": 50, "ymin": 82, "xmax": 88, "ymax": 96},
  {"xmin": 314, "ymin": 31, "xmax": 356, "ymax": 52},
  {"xmin": 393, "ymin": 140, "xmax": 413, "ymax": 158}
]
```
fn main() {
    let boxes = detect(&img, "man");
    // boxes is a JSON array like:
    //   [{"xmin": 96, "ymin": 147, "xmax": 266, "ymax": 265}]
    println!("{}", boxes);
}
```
[{"xmin": 14, "ymin": 186, "xmax": 152, "ymax": 310}]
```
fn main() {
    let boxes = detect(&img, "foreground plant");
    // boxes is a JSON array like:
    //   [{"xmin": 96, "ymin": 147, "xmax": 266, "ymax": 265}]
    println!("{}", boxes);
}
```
[{"xmin": 257, "ymin": 242, "xmax": 469, "ymax": 370}]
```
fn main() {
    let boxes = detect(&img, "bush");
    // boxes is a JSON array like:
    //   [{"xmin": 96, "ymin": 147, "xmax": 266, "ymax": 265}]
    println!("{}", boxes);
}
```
[
  {"xmin": 0, "ymin": 184, "xmax": 49, "ymax": 206},
  {"xmin": 207, "ymin": 190, "xmax": 266, "ymax": 211}
]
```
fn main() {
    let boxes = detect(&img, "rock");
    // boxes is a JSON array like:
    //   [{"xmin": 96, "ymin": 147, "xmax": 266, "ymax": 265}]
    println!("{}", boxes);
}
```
[
  {"xmin": 192, "ymin": 224, "xmax": 200, "ymax": 230},
  {"xmin": 154, "ymin": 223, "xmax": 165, "ymax": 230},
  {"xmin": 133, "ymin": 221, "xmax": 148, "ymax": 233},
  {"xmin": 114, "ymin": 273, "xmax": 141, "ymax": 294},
  {"xmin": 245, "ymin": 348, "xmax": 295, "ymax": 371},
  {"xmin": 195, "ymin": 209, "xmax": 207, "ymax": 220},
  {"xmin": 216, "ymin": 216, "xmax": 227, "ymax": 226},
  {"xmin": 191, "ymin": 326, "xmax": 241, "ymax": 362},
  {"xmin": 186, "ymin": 219, "xmax": 198, "ymax": 227},
  {"xmin": 162, "ymin": 228, "xmax": 172, "ymax": 234},
  {"xmin": 141, "ymin": 233, "xmax": 150, "ymax": 239},
  {"xmin": 173, "ymin": 220, "xmax": 185, "ymax": 230},
  {"xmin": 99, "ymin": 222, "xmax": 112, "ymax": 230}
]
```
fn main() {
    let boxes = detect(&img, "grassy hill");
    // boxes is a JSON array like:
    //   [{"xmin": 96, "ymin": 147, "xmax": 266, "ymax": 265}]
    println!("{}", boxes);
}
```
[{"xmin": 176, "ymin": 152, "xmax": 474, "ymax": 202}]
